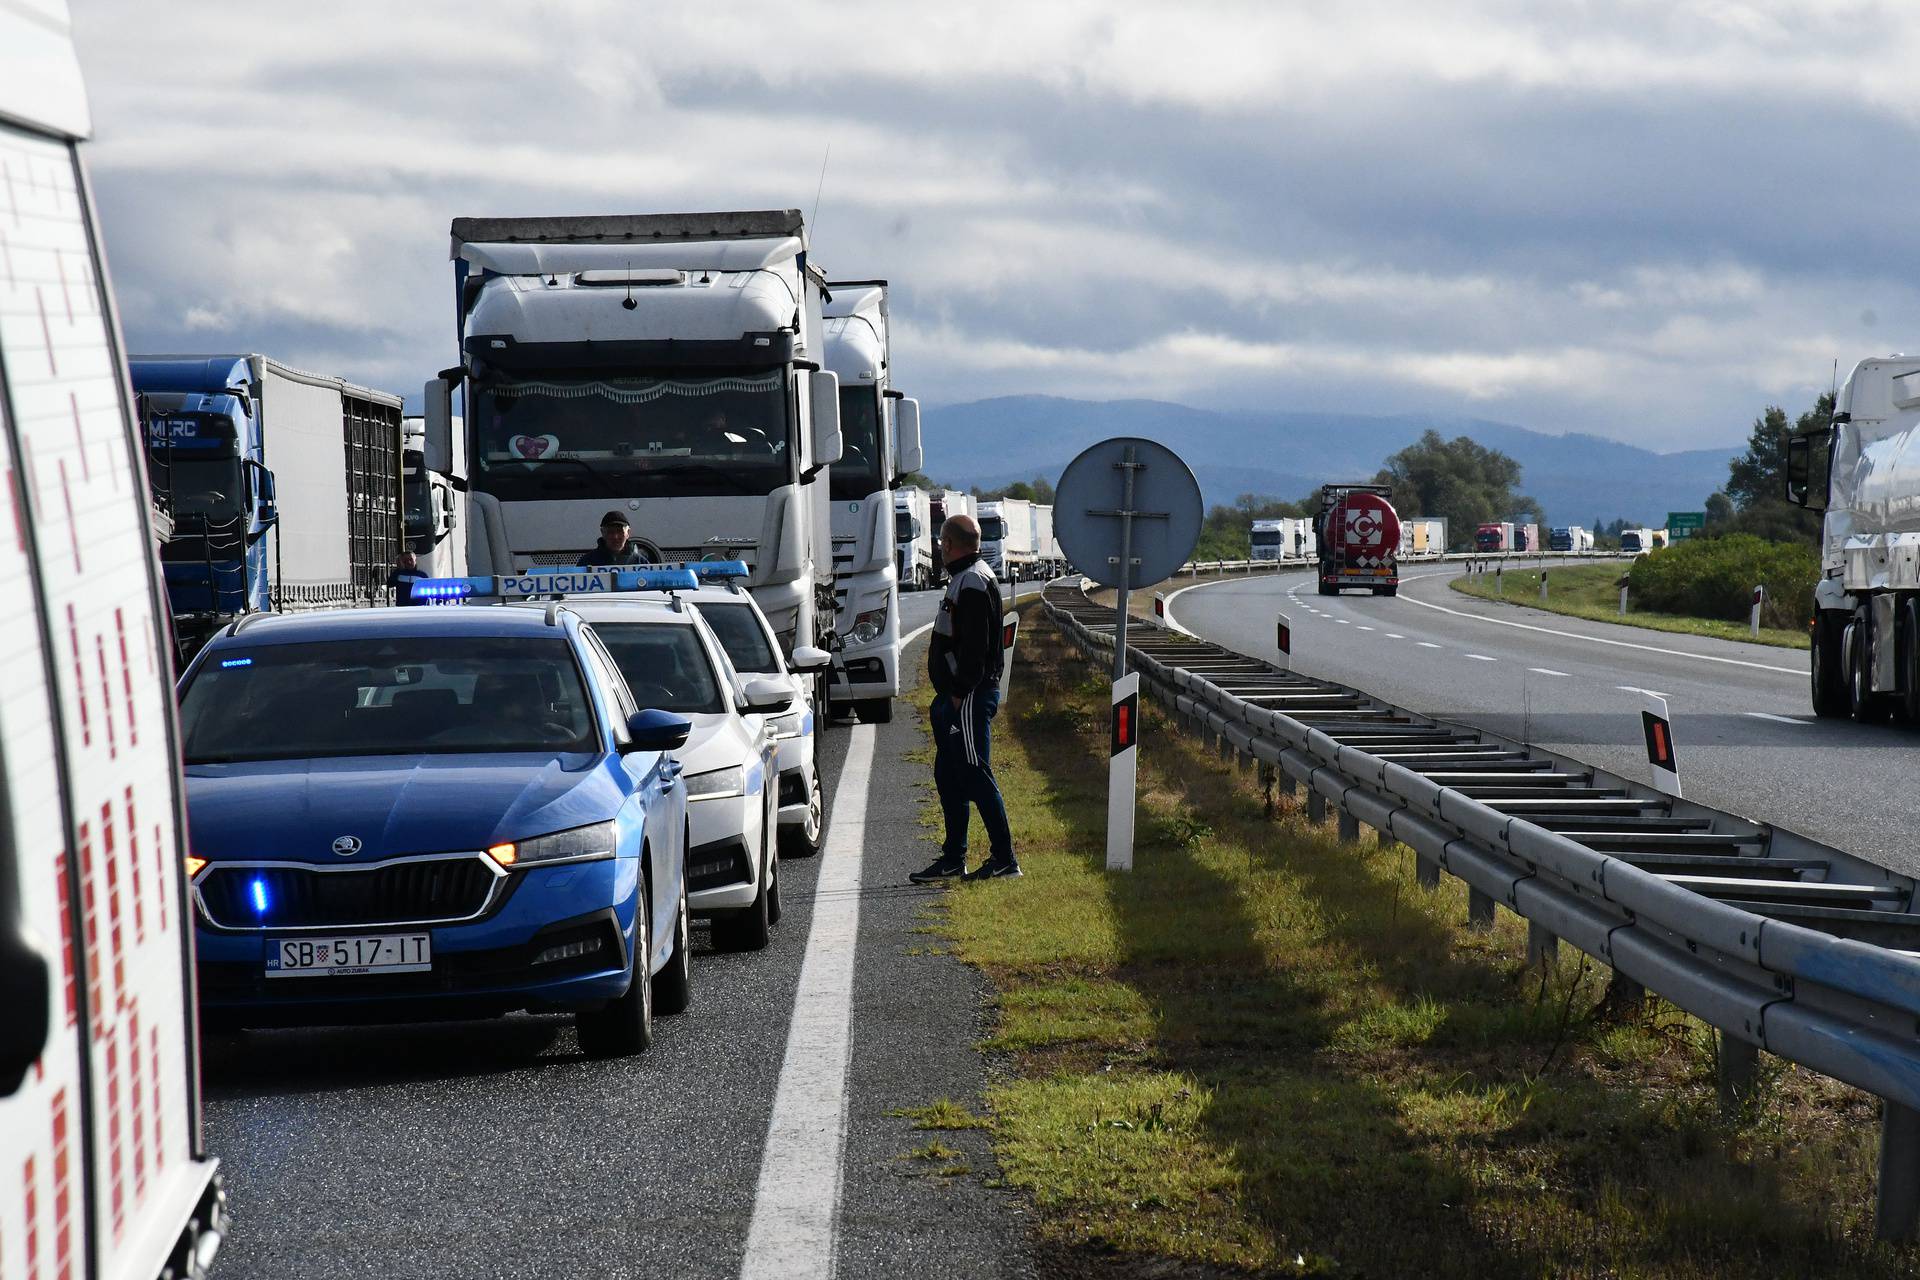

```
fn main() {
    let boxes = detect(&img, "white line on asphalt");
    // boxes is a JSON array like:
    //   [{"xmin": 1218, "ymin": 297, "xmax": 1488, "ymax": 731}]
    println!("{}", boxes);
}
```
[
  {"xmin": 740, "ymin": 724, "xmax": 876, "ymax": 1280},
  {"xmin": 1745, "ymin": 711, "xmax": 1808, "ymax": 726},
  {"xmin": 1386, "ymin": 633, "xmax": 1405, "ymax": 639},
  {"xmin": 1465, "ymin": 653, "xmax": 1497, "ymax": 662},
  {"xmin": 1417, "ymin": 641, "xmax": 1442, "ymax": 649},
  {"xmin": 1357, "ymin": 625, "xmax": 1375, "ymax": 631},
  {"xmin": 1528, "ymin": 667, "xmax": 1571, "ymax": 677},
  {"xmin": 1617, "ymin": 685, "xmax": 1669, "ymax": 699},
  {"xmin": 1393, "ymin": 572, "xmax": 1800, "ymax": 676},
  {"xmin": 1336, "ymin": 618, "xmax": 1351, "ymax": 625}
]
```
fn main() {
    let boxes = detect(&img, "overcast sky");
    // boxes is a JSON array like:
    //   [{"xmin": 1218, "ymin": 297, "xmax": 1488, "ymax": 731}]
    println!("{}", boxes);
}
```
[{"xmin": 71, "ymin": 0, "xmax": 1920, "ymax": 451}]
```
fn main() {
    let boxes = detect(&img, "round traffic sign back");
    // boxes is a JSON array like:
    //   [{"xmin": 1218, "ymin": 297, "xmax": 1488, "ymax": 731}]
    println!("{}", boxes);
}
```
[{"xmin": 1055, "ymin": 438, "xmax": 1203, "ymax": 589}]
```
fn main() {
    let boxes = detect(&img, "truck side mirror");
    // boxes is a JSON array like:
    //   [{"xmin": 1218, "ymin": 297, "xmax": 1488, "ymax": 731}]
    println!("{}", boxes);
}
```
[
  {"xmin": 808, "ymin": 369, "xmax": 843, "ymax": 471},
  {"xmin": 424, "ymin": 377, "xmax": 455, "ymax": 475},
  {"xmin": 0, "ymin": 840, "xmax": 51, "ymax": 1096},
  {"xmin": 895, "ymin": 397, "xmax": 923, "ymax": 475},
  {"xmin": 255, "ymin": 465, "xmax": 278, "ymax": 525}
]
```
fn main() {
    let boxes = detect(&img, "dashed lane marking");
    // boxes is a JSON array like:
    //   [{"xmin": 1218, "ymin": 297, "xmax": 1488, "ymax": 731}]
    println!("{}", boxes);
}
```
[
  {"xmin": 1357, "ymin": 626, "xmax": 1376, "ymax": 632},
  {"xmin": 1617, "ymin": 685, "xmax": 1669, "ymax": 699},
  {"xmin": 1417, "ymin": 641, "xmax": 1442, "ymax": 649},
  {"xmin": 1745, "ymin": 711, "xmax": 1809, "ymax": 726},
  {"xmin": 1385, "ymin": 633, "xmax": 1405, "ymax": 639},
  {"xmin": 1465, "ymin": 654, "xmax": 1496, "ymax": 662},
  {"xmin": 740, "ymin": 724, "xmax": 876, "ymax": 1280},
  {"xmin": 1528, "ymin": 667, "xmax": 1571, "ymax": 677}
]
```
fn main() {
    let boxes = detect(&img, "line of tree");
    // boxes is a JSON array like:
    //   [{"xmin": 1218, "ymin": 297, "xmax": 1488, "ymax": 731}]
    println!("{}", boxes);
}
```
[{"xmin": 1692, "ymin": 393, "xmax": 1830, "ymax": 546}]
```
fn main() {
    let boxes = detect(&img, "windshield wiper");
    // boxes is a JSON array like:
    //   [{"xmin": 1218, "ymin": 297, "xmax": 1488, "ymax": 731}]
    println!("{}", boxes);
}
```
[
  {"xmin": 641, "ymin": 462, "xmax": 769, "ymax": 495},
  {"xmin": 515, "ymin": 456, "xmax": 619, "ymax": 497}
]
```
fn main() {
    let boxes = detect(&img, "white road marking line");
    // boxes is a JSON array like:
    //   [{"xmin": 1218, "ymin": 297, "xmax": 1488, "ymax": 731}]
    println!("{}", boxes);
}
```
[
  {"xmin": 1417, "ymin": 641, "xmax": 1442, "ymax": 649},
  {"xmin": 1745, "ymin": 711, "xmax": 1808, "ymax": 725},
  {"xmin": 1528, "ymin": 667, "xmax": 1571, "ymax": 677},
  {"xmin": 1394, "ymin": 572, "xmax": 1800, "ymax": 676},
  {"xmin": 740, "ymin": 724, "xmax": 876, "ymax": 1280},
  {"xmin": 1465, "ymin": 653, "xmax": 1496, "ymax": 662},
  {"xmin": 1336, "ymin": 618, "xmax": 1351, "ymax": 625},
  {"xmin": 1617, "ymin": 685, "xmax": 1669, "ymax": 699},
  {"xmin": 1357, "ymin": 626, "xmax": 1376, "ymax": 632},
  {"xmin": 1385, "ymin": 633, "xmax": 1405, "ymax": 639}
]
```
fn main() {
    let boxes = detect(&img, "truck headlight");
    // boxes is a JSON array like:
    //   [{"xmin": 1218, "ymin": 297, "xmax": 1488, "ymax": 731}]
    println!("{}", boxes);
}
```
[
  {"xmin": 686, "ymin": 765, "xmax": 745, "ymax": 801},
  {"xmin": 849, "ymin": 607, "xmax": 887, "ymax": 645},
  {"xmin": 487, "ymin": 820, "xmax": 617, "ymax": 868}
]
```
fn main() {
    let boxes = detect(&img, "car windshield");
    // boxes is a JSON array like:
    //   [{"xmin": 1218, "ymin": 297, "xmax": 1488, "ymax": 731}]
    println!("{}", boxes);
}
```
[
  {"xmin": 697, "ymin": 602, "xmax": 780, "ymax": 674},
  {"xmin": 830, "ymin": 385, "xmax": 884, "ymax": 502},
  {"xmin": 589, "ymin": 622, "xmax": 726, "ymax": 715},
  {"xmin": 180, "ymin": 636, "xmax": 598, "ymax": 762},
  {"xmin": 473, "ymin": 371, "xmax": 791, "ymax": 501}
]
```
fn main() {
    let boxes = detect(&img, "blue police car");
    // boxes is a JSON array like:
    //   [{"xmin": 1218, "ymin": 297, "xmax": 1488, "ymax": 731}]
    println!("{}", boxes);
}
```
[{"xmin": 176, "ymin": 602, "xmax": 693, "ymax": 1056}]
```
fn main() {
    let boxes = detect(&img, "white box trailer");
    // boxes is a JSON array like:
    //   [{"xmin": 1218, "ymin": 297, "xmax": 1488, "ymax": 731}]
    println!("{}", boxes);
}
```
[
  {"xmin": 0, "ymin": 5, "xmax": 226, "ymax": 1276},
  {"xmin": 980, "ymin": 497, "xmax": 1034, "ymax": 581},
  {"xmin": 1031, "ymin": 504, "xmax": 1057, "ymax": 574},
  {"xmin": 893, "ymin": 487, "xmax": 933, "ymax": 590}
]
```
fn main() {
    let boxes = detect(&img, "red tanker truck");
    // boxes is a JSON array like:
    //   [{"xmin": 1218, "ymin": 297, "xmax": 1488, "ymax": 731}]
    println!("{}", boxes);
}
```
[{"xmin": 1316, "ymin": 483, "xmax": 1402, "ymax": 597}]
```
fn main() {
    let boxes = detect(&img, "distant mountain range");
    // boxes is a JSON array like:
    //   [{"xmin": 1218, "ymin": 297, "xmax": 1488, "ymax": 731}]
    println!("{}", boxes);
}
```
[{"xmin": 920, "ymin": 396, "xmax": 1739, "ymax": 530}]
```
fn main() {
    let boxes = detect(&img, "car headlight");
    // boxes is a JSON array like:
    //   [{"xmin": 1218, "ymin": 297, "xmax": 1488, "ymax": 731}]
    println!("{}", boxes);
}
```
[
  {"xmin": 685, "ymin": 765, "xmax": 745, "ymax": 801},
  {"xmin": 767, "ymin": 709, "xmax": 807, "ymax": 739},
  {"xmin": 849, "ymin": 606, "xmax": 887, "ymax": 645},
  {"xmin": 486, "ymin": 820, "xmax": 617, "ymax": 868}
]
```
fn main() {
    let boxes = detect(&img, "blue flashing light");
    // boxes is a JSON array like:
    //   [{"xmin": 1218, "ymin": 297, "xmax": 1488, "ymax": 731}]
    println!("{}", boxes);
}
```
[
  {"xmin": 611, "ymin": 568, "xmax": 700, "ymax": 592},
  {"xmin": 220, "ymin": 657, "xmax": 253, "ymax": 668},
  {"xmin": 411, "ymin": 577, "xmax": 482, "ymax": 601},
  {"xmin": 249, "ymin": 877, "xmax": 270, "ymax": 914},
  {"xmin": 679, "ymin": 559, "xmax": 750, "ymax": 580}
]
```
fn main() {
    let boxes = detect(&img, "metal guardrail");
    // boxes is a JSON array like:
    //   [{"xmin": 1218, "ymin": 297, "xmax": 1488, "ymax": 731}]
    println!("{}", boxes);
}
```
[
  {"xmin": 1041, "ymin": 580, "xmax": 1920, "ymax": 1241},
  {"xmin": 1176, "ymin": 550, "xmax": 1635, "ymax": 575}
]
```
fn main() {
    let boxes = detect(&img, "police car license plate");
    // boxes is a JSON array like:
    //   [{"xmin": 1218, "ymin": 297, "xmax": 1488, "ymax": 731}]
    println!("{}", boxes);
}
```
[{"xmin": 266, "ymin": 934, "xmax": 432, "ymax": 978}]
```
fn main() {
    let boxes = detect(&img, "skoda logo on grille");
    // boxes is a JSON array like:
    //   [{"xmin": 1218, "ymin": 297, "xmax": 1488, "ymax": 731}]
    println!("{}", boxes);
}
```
[{"xmin": 331, "ymin": 835, "xmax": 363, "ymax": 857}]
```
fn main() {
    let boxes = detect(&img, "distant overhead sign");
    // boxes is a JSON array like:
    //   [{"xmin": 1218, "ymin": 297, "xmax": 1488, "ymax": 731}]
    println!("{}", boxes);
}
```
[
  {"xmin": 1667, "ymin": 511, "xmax": 1706, "ymax": 540},
  {"xmin": 1055, "ymin": 438, "xmax": 1203, "ymax": 590}
]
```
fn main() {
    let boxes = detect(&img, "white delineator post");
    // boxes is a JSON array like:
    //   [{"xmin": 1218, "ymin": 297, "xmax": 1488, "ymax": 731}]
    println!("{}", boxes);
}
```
[
  {"xmin": 1751, "ymin": 584, "xmax": 1764, "ymax": 638},
  {"xmin": 998, "ymin": 612, "xmax": 1019, "ymax": 701},
  {"xmin": 1275, "ymin": 612, "xmax": 1291, "ymax": 671},
  {"xmin": 1640, "ymin": 691, "xmax": 1681, "ymax": 797},
  {"xmin": 1153, "ymin": 592, "xmax": 1165, "ymax": 620},
  {"xmin": 1107, "ymin": 673, "xmax": 1140, "ymax": 871},
  {"xmin": 1539, "ymin": 569, "xmax": 1549, "ymax": 603}
]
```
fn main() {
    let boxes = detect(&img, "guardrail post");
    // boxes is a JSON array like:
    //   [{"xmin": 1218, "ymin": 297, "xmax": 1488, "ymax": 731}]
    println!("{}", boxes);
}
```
[
  {"xmin": 1538, "ymin": 570, "xmax": 1549, "ymax": 604},
  {"xmin": 1338, "ymin": 808, "xmax": 1359, "ymax": 842},
  {"xmin": 1716, "ymin": 1032, "xmax": 1758, "ymax": 1113},
  {"xmin": 1468, "ymin": 887, "xmax": 1496, "ymax": 929},
  {"xmin": 1878, "ymin": 1102, "xmax": 1920, "ymax": 1241},
  {"xmin": 1602, "ymin": 973, "xmax": 1644, "ymax": 1014},
  {"xmin": 1526, "ymin": 922, "xmax": 1558, "ymax": 967},
  {"xmin": 1308, "ymin": 789, "xmax": 1327, "ymax": 823}
]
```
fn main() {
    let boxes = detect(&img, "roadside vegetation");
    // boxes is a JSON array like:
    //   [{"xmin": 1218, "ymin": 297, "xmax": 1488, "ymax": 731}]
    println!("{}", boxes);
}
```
[
  {"xmin": 919, "ymin": 607, "xmax": 1894, "ymax": 1276},
  {"xmin": 1451, "ymin": 559, "xmax": 1810, "ymax": 650}
]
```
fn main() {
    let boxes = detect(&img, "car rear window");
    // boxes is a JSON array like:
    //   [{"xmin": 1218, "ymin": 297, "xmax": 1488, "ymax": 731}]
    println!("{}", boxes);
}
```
[
  {"xmin": 590, "ymin": 622, "xmax": 726, "ymax": 715},
  {"xmin": 180, "ymin": 636, "xmax": 598, "ymax": 762},
  {"xmin": 697, "ymin": 602, "xmax": 779, "ymax": 674}
]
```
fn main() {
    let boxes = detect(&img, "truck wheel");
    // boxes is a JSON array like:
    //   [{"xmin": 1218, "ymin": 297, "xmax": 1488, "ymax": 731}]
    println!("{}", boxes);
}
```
[
  {"xmin": 651, "ymin": 883, "xmax": 692, "ymax": 1017},
  {"xmin": 1848, "ymin": 618, "xmax": 1893, "ymax": 724},
  {"xmin": 1317, "ymin": 581, "xmax": 1335, "ymax": 596},
  {"xmin": 576, "ymin": 893, "xmax": 653, "ymax": 1057},
  {"xmin": 1811, "ymin": 612, "xmax": 1847, "ymax": 718},
  {"xmin": 855, "ymin": 698, "xmax": 893, "ymax": 724}
]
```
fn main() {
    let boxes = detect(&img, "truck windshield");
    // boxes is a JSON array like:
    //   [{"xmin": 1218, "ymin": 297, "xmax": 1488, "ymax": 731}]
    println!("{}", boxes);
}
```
[
  {"xmin": 156, "ymin": 454, "xmax": 245, "ymax": 527},
  {"xmin": 895, "ymin": 511, "xmax": 915, "ymax": 540},
  {"xmin": 696, "ymin": 602, "xmax": 780, "ymax": 675},
  {"xmin": 403, "ymin": 453, "xmax": 432, "ymax": 541},
  {"xmin": 831, "ymin": 386, "xmax": 884, "ymax": 502},
  {"xmin": 180, "ymin": 636, "xmax": 599, "ymax": 762},
  {"xmin": 473, "ymin": 371, "xmax": 791, "ymax": 501},
  {"xmin": 589, "ymin": 622, "xmax": 726, "ymax": 715},
  {"xmin": 980, "ymin": 517, "xmax": 1007, "ymax": 542},
  {"xmin": 1250, "ymin": 530, "xmax": 1281, "ymax": 546}
]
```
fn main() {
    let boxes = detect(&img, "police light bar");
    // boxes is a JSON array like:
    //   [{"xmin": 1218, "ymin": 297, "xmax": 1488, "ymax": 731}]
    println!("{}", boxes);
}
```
[
  {"xmin": 412, "ymin": 569, "xmax": 700, "ymax": 601},
  {"xmin": 676, "ymin": 559, "xmax": 750, "ymax": 580}
]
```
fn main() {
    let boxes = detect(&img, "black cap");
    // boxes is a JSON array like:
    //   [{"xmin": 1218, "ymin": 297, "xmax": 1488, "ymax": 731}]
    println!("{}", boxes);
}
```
[{"xmin": 600, "ymin": 510, "xmax": 630, "ymax": 528}]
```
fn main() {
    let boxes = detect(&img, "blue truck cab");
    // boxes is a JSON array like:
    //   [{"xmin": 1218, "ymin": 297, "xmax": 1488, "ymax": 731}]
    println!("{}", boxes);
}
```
[{"xmin": 175, "ymin": 603, "xmax": 693, "ymax": 1056}]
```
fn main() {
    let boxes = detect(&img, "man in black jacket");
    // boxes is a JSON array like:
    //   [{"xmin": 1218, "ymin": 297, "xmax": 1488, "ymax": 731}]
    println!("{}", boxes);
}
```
[
  {"xmin": 577, "ymin": 511, "xmax": 650, "ymax": 567},
  {"xmin": 911, "ymin": 514, "xmax": 1019, "ymax": 882}
]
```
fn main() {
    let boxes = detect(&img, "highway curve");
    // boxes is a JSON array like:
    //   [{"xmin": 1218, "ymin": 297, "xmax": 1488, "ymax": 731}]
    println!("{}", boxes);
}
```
[{"xmin": 1169, "ymin": 561, "xmax": 1920, "ymax": 879}]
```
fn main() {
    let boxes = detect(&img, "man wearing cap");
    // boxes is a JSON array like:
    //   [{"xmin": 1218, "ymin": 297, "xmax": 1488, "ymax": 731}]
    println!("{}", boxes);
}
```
[{"xmin": 578, "ymin": 511, "xmax": 651, "ymax": 567}]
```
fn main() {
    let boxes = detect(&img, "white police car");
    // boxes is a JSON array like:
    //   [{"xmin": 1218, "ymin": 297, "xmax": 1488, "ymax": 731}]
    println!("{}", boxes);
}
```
[
  {"xmin": 672, "ymin": 565, "xmax": 831, "ymax": 858},
  {"xmin": 555, "ymin": 593, "xmax": 788, "ymax": 950}
]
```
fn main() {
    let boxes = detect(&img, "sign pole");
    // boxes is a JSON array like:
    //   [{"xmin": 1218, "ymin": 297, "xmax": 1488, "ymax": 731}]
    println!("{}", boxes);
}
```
[{"xmin": 1111, "ymin": 445, "xmax": 1138, "ymax": 683}]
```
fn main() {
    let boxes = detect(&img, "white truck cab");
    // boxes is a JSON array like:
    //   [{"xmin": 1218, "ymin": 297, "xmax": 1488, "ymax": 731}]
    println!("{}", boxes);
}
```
[{"xmin": 0, "ymin": 3, "xmax": 226, "ymax": 1274}]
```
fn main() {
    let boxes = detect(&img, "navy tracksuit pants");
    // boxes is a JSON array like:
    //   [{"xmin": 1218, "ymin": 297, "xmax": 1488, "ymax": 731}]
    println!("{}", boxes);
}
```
[{"xmin": 931, "ymin": 686, "xmax": 1013, "ymax": 863}]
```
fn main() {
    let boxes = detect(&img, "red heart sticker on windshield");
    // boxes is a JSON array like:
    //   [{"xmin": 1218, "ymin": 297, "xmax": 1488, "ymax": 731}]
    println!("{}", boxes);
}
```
[{"xmin": 510, "ymin": 433, "xmax": 558, "ymax": 460}]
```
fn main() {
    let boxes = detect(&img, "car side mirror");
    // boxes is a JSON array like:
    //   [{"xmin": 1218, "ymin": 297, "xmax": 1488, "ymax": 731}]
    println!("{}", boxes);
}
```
[
  {"xmin": 742, "ymin": 677, "xmax": 793, "ymax": 712},
  {"xmin": 895, "ymin": 397, "xmax": 923, "ymax": 474},
  {"xmin": 789, "ymin": 644, "xmax": 832, "ymax": 673},
  {"xmin": 808, "ymin": 369, "xmax": 843, "ymax": 471},
  {"xmin": 623, "ymin": 708, "xmax": 690, "ymax": 753}
]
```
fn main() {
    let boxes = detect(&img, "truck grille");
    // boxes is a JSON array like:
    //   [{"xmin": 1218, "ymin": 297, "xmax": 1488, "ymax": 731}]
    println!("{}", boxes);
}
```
[{"xmin": 197, "ymin": 855, "xmax": 502, "ymax": 930}]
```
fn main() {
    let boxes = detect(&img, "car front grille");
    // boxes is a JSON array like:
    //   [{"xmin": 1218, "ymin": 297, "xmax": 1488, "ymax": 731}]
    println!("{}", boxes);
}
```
[{"xmin": 198, "ymin": 855, "xmax": 502, "ymax": 930}]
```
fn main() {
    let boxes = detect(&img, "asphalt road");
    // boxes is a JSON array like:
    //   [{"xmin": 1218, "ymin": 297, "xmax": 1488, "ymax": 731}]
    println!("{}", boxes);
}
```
[
  {"xmin": 1169, "ymin": 562, "xmax": 1920, "ymax": 879},
  {"xmin": 201, "ymin": 613, "xmax": 1039, "ymax": 1280}
]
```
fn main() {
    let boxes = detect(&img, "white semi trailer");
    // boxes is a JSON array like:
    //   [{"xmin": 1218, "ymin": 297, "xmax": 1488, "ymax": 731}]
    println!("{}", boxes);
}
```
[
  {"xmin": 0, "ymin": 4, "xmax": 226, "ymax": 1273},
  {"xmin": 1789, "ymin": 355, "xmax": 1920, "ymax": 721},
  {"xmin": 822, "ymin": 279, "xmax": 923, "ymax": 724},
  {"xmin": 1031, "ymin": 503, "xmax": 1058, "ymax": 576},
  {"xmin": 431, "ymin": 210, "xmax": 845, "ymax": 721},
  {"xmin": 980, "ymin": 498, "xmax": 1034, "ymax": 581},
  {"xmin": 894, "ymin": 488, "xmax": 933, "ymax": 591}
]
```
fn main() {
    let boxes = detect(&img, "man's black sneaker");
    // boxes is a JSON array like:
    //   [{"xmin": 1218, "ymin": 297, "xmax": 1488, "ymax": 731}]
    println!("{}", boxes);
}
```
[
  {"xmin": 909, "ymin": 857, "xmax": 966, "ymax": 884},
  {"xmin": 964, "ymin": 858, "xmax": 1023, "ymax": 881}
]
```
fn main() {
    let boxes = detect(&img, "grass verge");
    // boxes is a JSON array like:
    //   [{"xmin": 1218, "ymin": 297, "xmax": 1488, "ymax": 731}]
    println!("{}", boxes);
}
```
[
  {"xmin": 920, "ymin": 605, "xmax": 1894, "ymax": 1276},
  {"xmin": 1450, "ymin": 562, "xmax": 1809, "ymax": 649}
]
